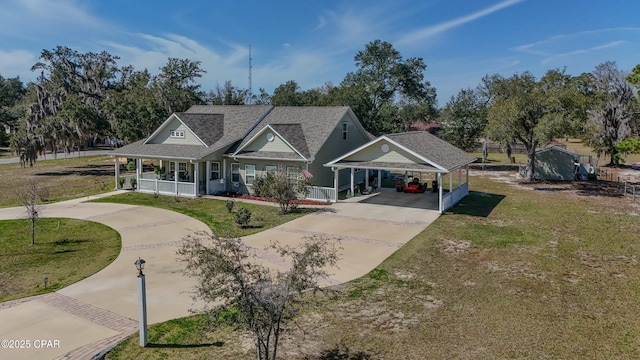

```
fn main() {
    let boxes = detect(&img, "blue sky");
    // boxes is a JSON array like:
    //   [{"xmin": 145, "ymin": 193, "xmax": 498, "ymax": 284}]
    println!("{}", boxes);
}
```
[{"xmin": 1, "ymin": 0, "xmax": 639, "ymax": 106}]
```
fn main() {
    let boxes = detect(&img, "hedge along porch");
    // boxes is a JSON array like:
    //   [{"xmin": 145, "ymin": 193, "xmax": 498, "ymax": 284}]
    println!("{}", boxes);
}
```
[{"xmin": 325, "ymin": 131, "xmax": 477, "ymax": 213}]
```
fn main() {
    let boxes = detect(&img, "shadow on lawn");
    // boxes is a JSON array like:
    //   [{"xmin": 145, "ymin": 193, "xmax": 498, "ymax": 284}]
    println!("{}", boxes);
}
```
[
  {"xmin": 146, "ymin": 341, "xmax": 224, "ymax": 349},
  {"xmin": 304, "ymin": 347, "xmax": 375, "ymax": 360},
  {"xmin": 447, "ymin": 191, "xmax": 505, "ymax": 217},
  {"xmin": 34, "ymin": 164, "xmax": 114, "ymax": 177}
]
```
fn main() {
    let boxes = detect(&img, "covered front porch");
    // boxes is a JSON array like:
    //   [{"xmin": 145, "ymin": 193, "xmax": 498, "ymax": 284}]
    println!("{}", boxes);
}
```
[{"xmin": 113, "ymin": 157, "xmax": 232, "ymax": 197}]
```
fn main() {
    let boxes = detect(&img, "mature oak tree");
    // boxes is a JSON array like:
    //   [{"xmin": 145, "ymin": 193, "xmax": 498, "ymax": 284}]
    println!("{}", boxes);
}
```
[
  {"xmin": 485, "ymin": 70, "xmax": 583, "ymax": 181},
  {"xmin": 583, "ymin": 61, "xmax": 637, "ymax": 165},
  {"xmin": 337, "ymin": 40, "xmax": 437, "ymax": 136}
]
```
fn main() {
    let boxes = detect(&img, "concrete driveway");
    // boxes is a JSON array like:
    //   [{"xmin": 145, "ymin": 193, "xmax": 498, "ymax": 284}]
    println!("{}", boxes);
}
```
[{"xmin": 0, "ymin": 189, "xmax": 439, "ymax": 359}]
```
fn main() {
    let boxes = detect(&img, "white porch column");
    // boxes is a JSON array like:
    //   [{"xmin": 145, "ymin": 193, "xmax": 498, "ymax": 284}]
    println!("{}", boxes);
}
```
[
  {"xmin": 223, "ymin": 158, "xmax": 227, "ymax": 182},
  {"xmin": 438, "ymin": 173, "xmax": 443, "ymax": 213},
  {"xmin": 377, "ymin": 169, "xmax": 382, "ymax": 189},
  {"xmin": 136, "ymin": 158, "xmax": 142, "ymax": 189},
  {"xmin": 458, "ymin": 168, "xmax": 462, "ymax": 187},
  {"xmin": 350, "ymin": 168, "xmax": 355, "ymax": 196},
  {"xmin": 114, "ymin": 157, "xmax": 120, "ymax": 189},
  {"xmin": 193, "ymin": 161, "xmax": 199, "ymax": 196},
  {"xmin": 449, "ymin": 172, "xmax": 453, "ymax": 193},
  {"xmin": 333, "ymin": 168, "xmax": 339, "ymax": 202},
  {"xmin": 205, "ymin": 161, "xmax": 211, "ymax": 195},
  {"xmin": 174, "ymin": 161, "xmax": 178, "ymax": 196}
]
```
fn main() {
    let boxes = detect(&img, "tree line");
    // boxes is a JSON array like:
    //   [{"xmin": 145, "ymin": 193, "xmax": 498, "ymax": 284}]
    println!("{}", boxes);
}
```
[{"xmin": 1, "ymin": 40, "xmax": 639, "ymax": 179}]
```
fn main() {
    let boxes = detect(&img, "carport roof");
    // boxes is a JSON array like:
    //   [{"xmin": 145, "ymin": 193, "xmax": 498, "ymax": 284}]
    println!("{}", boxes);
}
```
[{"xmin": 325, "ymin": 131, "xmax": 476, "ymax": 173}]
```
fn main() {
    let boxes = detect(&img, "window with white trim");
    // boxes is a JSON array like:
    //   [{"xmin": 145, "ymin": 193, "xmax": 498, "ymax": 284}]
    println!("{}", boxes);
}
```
[
  {"xmin": 231, "ymin": 163, "xmax": 240, "ymax": 182},
  {"xmin": 210, "ymin": 162, "xmax": 220, "ymax": 180},
  {"xmin": 245, "ymin": 164, "xmax": 256, "ymax": 185},
  {"xmin": 265, "ymin": 165, "xmax": 277, "ymax": 175},
  {"xmin": 342, "ymin": 122, "xmax": 348, "ymax": 141},
  {"xmin": 170, "ymin": 130, "xmax": 185, "ymax": 138}
]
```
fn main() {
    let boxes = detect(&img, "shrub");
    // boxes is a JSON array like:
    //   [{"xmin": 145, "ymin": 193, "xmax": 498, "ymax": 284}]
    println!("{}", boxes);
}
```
[
  {"xmin": 225, "ymin": 199, "xmax": 235, "ymax": 213},
  {"xmin": 127, "ymin": 161, "xmax": 135, "ymax": 171},
  {"xmin": 129, "ymin": 177, "xmax": 137, "ymax": 189},
  {"xmin": 234, "ymin": 207, "xmax": 252, "ymax": 228},
  {"xmin": 117, "ymin": 177, "xmax": 126, "ymax": 189}
]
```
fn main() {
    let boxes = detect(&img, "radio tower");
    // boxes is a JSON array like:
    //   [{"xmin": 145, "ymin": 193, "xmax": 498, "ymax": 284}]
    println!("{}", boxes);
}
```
[{"xmin": 248, "ymin": 45, "xmax": 253, "ymax": 104}]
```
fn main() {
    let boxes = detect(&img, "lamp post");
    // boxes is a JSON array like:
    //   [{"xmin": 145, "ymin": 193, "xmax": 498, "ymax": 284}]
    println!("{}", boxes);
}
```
[{"xmin": 134, "ymin": 257, "xmax": 148, "ymax": 347}]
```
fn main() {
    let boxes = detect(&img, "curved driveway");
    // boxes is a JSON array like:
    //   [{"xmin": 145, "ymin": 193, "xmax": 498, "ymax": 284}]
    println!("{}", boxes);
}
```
[{"xmin": 0, "ymin": 189, "xmax": 439, "ymax": 359}]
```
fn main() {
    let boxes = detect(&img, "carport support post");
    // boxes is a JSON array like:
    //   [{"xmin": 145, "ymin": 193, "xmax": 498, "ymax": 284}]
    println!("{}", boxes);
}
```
[
  {"xmin": 449, "ymin": 172, "xmax": 453, "ymax": 193},
  {"xmin": 438, "ymin": 173, "xmax": 443, "ymax": 213},
  {"xmin": 365, "ymin": 169, "xmax": 369, "ymax": 189},
  {"xmin": 377, "ymin": 170, "xmax": 382, "ymax": 189}
]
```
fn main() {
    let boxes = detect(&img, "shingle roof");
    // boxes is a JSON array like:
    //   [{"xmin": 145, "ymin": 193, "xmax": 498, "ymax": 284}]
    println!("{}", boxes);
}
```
[
  {"xmin": 236, "ymin": 106, "xmax": 355, "ymax": 159},
  {"xmin": 185, "ymin": 105, "xmax": 274, "ymax": 152},
  {"xmin": 110, "ymin": 105, "xmax": 273, "ymax": 159},
  {"xmin": 385, "ymin": 131, "xmax": 477, "ymax": 171},
  {"xmin": 270, "ymin": 123, "xmax": 310, "ymax": 158},
  {"xmin": 174, "ymin": 113, "xmax": 224, "ymax": 146},
  {"xmin": 110, "ymin": 139, "xmax": 211, "ymax": 160}
]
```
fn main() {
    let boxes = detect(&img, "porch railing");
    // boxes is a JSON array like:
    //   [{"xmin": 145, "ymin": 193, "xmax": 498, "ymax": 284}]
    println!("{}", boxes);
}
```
[
  {"xmin": 306, "ymin": 186, "xmax": 336, "ymax": 203},
  {"xmin": 442, "ymin": 182, "xmax": 468, "ymax": 212},
  {"xmin": 137, "ymin": 178, "xmax": 196, "ymax": 197}
]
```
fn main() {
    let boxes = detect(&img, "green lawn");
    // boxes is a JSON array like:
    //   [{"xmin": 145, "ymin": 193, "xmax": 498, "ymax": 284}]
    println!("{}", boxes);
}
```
[
  {"xmin": 92, "ymin": 192, "xmax": 316, "ymax": 237},
  {"xmin": 0, "ymin": 218, "xmax": 121, "ymax": 302},
  {"xmin": 0, "ymin": 155, "xmax": 115, "ymax": 208},
  {"xmin": 106, "ymin": 175, "xmax": 640, "ymax": 359}
]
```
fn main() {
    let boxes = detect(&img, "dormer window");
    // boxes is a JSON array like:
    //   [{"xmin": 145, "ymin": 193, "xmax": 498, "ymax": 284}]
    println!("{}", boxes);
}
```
[{"xmin": 170, "ymin": 130, "xmax": 185, "ymax": 138}]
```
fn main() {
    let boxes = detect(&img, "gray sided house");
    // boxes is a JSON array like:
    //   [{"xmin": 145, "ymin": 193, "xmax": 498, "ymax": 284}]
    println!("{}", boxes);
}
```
[
  {"xmin": 525, "ymin": 146, "xmax": 596, "ymax": 181},
  {"xmin": 110, "ymin": 105, "xmax": 372, "ymax": 201}
]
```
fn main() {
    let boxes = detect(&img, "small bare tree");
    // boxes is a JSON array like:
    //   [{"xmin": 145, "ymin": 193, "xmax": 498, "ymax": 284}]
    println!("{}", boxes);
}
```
[
  {"xmin": 18, "ymin": 181, "xmax": 43, "ymax": 245},
  {"xmin": 177, "ymin": 231, "xmax": 340, "ymax": 360}
]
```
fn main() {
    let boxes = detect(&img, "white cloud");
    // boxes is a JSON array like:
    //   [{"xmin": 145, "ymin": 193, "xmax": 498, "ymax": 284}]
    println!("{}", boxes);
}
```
[
  {"xmin": 0, "ymin": 49, "xmax": 38, "ymax": 81},
  {"xmin": 396, "ymin": 0, "xmax": 524, "ymax": 47},
  {"xmin": 512, "ymin": 27, "xmax": 640, "ymax": 65}
]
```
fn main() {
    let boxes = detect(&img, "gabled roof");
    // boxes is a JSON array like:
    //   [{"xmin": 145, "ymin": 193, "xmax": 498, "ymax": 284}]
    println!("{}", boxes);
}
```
[
  {"xmin": 233, "ymin": 124, "xmax": 310, "ymax": 161},
  {"xmin": 233, "ymin": 106, "xmax": 369, "ymax": 160},
  {"xmin": 110, "ymin": 105, "xmax": 273, "ymax": 159},
  {"xmin": 325, "ymin": 131, "xmax": 476, "ymax": 173},
  {"xmin": 386, "ymin": 132, "xmax": 477, "ymax": 171}
]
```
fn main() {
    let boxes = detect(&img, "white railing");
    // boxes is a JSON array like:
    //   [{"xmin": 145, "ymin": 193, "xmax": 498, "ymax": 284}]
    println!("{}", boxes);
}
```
[
  {"xmin": 442, "ymin": 182, "xmax": 469, "ymax": 212},
  {"xmin": 136, "ymin": 178, "xmax": 196, "ymax": 197},
  {"xmin": 306, "ymin": 186, "xmax": 336, "ymax": 202}
]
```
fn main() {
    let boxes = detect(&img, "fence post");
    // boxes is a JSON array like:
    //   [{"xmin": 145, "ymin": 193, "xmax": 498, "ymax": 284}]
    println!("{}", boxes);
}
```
[{"xmin": 624, "ymin": 181, "xmax": 627, "ymax": 197}]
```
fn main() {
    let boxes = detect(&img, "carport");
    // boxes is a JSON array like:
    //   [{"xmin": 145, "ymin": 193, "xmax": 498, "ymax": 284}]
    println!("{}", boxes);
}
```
[{"xmin": 325, "ymin": 131, "xmax": 477, "ymax": 213}]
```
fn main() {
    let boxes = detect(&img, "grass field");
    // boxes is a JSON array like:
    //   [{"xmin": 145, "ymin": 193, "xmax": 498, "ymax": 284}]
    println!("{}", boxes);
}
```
[
  {"xmin": 0, "ymin": 218, "xmax": 121, "ymax": 302},
  {"xmin": 106, "ymin": 174, "xmax": 640, "ymax": 359},
  {"xmin": 0, "ymin": 155, "xmax": 115, "ymax": 208}
]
